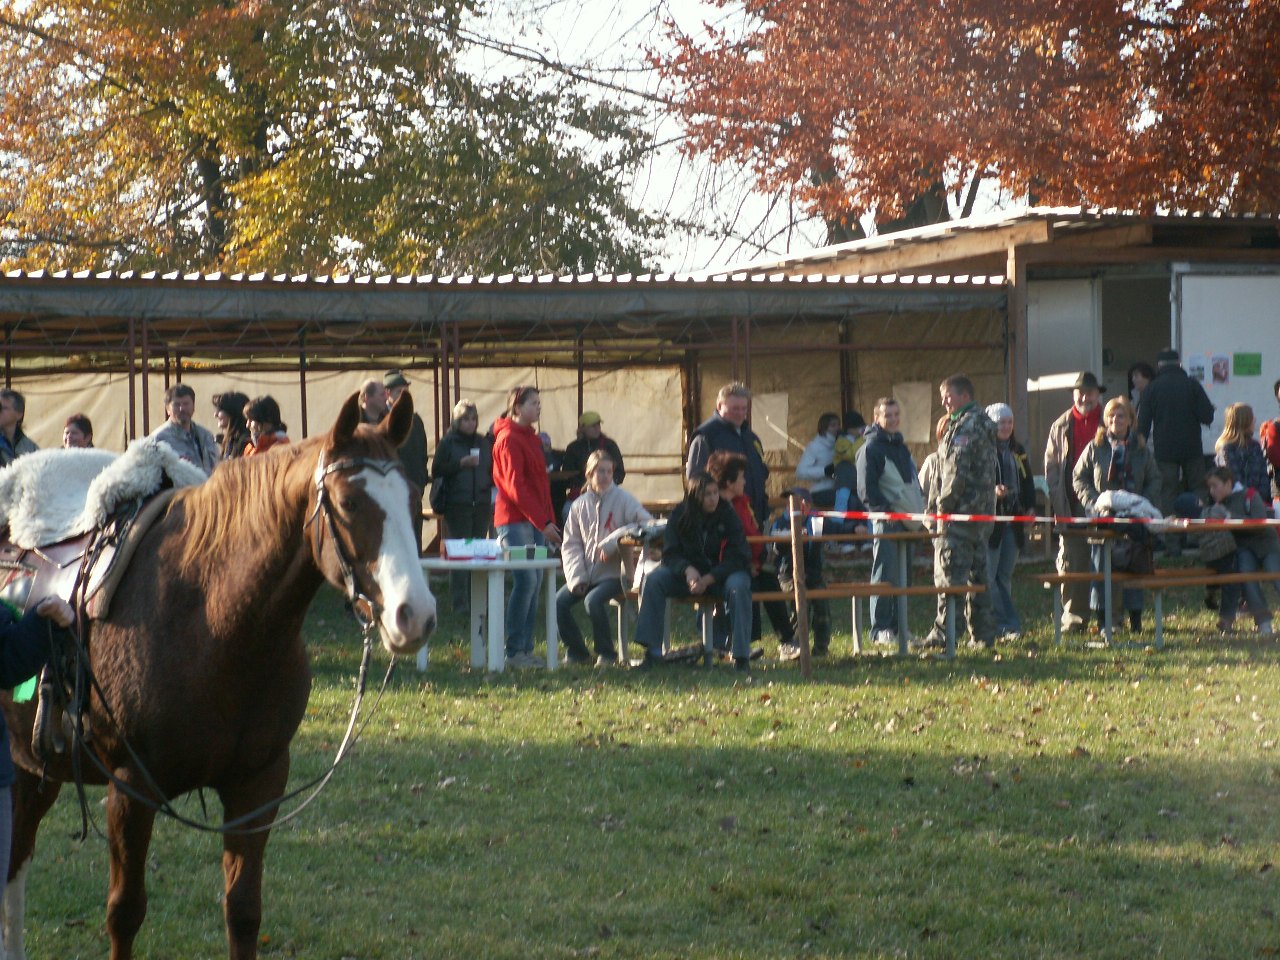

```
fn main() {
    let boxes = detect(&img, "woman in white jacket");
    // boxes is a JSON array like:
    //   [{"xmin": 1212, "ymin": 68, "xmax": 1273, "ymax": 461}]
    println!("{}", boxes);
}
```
[
  {"xmin": 557, "ymin": 450, "xmax": 653, "ymax": 665},
  {"xmin": 795, "ymin": 412, "xmax": 840, "ymax": 497}
]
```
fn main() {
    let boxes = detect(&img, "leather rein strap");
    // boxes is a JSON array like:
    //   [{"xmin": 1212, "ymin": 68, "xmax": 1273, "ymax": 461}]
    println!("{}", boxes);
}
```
[{"xmin": 309, "ymin": 452, "xmax": 405, "ymax": 632}]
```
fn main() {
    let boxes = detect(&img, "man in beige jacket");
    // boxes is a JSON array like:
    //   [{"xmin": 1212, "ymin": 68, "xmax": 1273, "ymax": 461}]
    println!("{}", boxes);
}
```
[{"xmin": 1044, "ymin": 372, "xmax": 1104, "ymax": 631}]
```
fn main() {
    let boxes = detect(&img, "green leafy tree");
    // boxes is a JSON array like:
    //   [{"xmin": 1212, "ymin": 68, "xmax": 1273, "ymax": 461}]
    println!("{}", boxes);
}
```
[{"xmin": 0, "ymin": 0, "xmax": 662, "ymax": 274}]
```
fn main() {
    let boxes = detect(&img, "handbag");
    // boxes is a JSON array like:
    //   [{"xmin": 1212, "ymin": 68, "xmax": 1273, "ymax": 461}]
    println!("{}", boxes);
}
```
[
  {"xmin": 1111, "ymin": 534, "xmax": 1155, "ymax": 574},
  {"xmin": 878, "ymin": 459, "xmax": 927, "ymax": 531}
]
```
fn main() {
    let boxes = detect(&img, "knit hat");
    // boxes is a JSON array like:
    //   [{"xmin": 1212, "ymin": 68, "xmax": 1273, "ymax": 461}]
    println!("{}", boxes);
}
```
[
  {"xmin": 452, "ymin": 398, "xmax": 477, "ymax": 419},
  {"xmin": 1156, "ymin": 348, "xmax": 1180, "ymax": 365},
  {"xmin": 985, "ymin": 402, "xmax": 1014, "ymax": 423},
  {"xmin": 842, "ymin": 410, "xmax": 866, "ymax": 432}
]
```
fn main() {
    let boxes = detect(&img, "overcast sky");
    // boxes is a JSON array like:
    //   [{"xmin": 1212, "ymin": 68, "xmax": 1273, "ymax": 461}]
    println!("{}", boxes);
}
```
[{"xmin": 462, "ymin": 0, "xmax": 831, "ymax": 273}]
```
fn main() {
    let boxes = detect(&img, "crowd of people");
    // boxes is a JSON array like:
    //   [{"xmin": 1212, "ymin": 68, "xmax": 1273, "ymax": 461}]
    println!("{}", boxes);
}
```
[{"xmin": 3, "ymin": 353, "xmax": 1277, "ymax": 672}]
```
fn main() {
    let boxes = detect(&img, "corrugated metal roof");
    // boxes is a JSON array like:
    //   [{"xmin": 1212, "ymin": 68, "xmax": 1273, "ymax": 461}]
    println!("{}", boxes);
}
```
[
  {"xmin": 700, "ymin": 206, "xmax": 1280, "ymax": 275},
  {"xmin": 2, "ymin": 267, "xmax": 1004, "ymax": 287}
]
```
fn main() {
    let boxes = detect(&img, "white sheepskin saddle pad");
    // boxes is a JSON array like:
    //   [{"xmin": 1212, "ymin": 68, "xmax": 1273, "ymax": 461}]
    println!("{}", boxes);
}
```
[{"xmin": 0, "ymin": 439, "xmax": 208, "ymax": 548}]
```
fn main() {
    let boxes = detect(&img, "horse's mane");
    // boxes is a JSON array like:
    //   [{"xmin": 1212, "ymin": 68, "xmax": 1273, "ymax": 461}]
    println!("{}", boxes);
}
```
[{"xmin": 174, "ymin": 438, "xmax": 319, "ymax": 576}]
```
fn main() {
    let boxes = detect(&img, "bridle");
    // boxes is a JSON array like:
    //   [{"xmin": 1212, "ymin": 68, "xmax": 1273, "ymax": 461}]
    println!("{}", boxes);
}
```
[
  {"xmin": 308, "ymin": 450, "xmax": 407, "ymax": 633},
  {"xmin": 56, "ymin": 447, "xmax": 413, "ymax": 837}
]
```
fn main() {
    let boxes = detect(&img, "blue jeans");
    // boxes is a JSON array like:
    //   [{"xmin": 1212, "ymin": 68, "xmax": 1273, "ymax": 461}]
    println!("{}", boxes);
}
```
[
  {"xmin": 986, "ymin": 525, "xmax": 1021, "ymax": 634},
  {"xmin": 556, "ymin": 578, "xmax": 622, "ymax": 659},
  {"xmin": 1237, "ymin": 547, "xmax": 1280, "ymax": 621},
  {"xmin": 870, "ymin": 520, "xmax": 904, "ymax": 631},
  {"xmin": 496, "ymin": 522, "xmax": 545, "ymax": 657},
  {"xmin": 634, "ymin": 566, "xmax": 753, "ymax": 660},
  {"xmin": 1090, "ymin": 542, "xmax": 1142, "ymax": 613}
]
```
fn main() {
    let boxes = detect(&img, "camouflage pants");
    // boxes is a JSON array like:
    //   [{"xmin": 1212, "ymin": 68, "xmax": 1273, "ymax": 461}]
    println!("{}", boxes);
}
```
[{"xmin": 932, "ymin": 523, "xmax": 995, "ymax": 643}]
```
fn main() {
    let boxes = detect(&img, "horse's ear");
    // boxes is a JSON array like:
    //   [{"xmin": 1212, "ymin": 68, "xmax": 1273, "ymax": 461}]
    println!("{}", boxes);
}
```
[
  {"xmin": 380, "ymin": 390, "xmax": 413, "ymax": 449},
  {"xmin": 330, "ymin": 393, "xmax": 362, "ymax": 447}
]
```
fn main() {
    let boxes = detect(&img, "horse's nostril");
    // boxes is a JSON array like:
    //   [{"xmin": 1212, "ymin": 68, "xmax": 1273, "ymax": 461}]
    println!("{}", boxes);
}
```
[
  {"xmin": 395, "ymin": 603, "xmax": 419, "ymax": 638},
  {"xmin": 422, "ymin": 614, "xmax": 437, "ymax": 637}
]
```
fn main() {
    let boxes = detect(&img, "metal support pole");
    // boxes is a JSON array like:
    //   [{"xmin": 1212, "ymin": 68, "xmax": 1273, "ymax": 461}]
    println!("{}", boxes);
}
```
[
  {"xmin": 140, "ymin": 317, "xmax": 151, "ymax": 436},
  {"xmin": 126, "ymin": 316, "xmax": 137, "ymax": 440},
  {"xmin": 299, "ymin": 332, "xmax": 309, "ymax": 439}
]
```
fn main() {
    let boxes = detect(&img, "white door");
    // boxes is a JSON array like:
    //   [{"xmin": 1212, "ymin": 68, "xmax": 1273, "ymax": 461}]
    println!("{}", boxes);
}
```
[{"xmin": 1026, "ymin": 278, "xmax": 1101, "ymax": 457}]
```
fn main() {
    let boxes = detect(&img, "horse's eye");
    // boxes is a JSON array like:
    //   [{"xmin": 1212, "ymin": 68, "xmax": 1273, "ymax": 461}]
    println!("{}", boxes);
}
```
[{"xmin": 339, "ymin": 496, "xmax": 358, "ymax": 512}]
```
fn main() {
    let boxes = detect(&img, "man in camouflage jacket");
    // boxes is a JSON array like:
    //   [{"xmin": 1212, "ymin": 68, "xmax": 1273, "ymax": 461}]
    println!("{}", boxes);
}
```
[{"xmin": 921, "ymin": 374, "xmax": 997, "ymax": 650}]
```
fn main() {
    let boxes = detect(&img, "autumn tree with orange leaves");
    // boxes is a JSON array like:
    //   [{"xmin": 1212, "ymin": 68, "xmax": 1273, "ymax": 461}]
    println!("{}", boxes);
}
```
[
  {"xmin": 0, "ymin": 0, "xmax": 662, "ymax": 274},
  {"xmin": 659, "ymin": 0, "xmax": 1280, "ymax": 242}
]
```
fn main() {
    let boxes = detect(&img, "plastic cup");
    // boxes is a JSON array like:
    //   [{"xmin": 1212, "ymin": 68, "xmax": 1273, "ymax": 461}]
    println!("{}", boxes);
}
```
[
  {"xmin": 811, "ymin": 516, "xmax": 825, "ymax": 536},
  {"xmin": 470, "ymin": 447, "xmax": 480, "ymax": 459}
]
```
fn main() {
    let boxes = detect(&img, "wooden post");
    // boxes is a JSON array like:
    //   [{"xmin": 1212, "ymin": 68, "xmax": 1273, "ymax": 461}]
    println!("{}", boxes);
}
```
[
  {"xmin": 298, "ymin": 332, "xmax": 309, "ymax": 439},
  {"xmin": 788, "ymin": 494, "xmax": 812, "ymax": 679}
]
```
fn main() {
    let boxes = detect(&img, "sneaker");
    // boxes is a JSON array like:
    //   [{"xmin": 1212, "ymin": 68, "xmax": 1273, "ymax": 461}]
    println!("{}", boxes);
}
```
[
  {"xmin": 506, "ymin": 652, "xmax": 545, "ymax": 670},
  {"xmin": 1217, "ymin": 619, "xmax": 1236, "ymax": 636},
  {"xmin": 1258, "ymin": 620, "xmax": 1274, "ymax": 638},
  {"xmin": 810, "ymin": 644, "xmax": 829, "ymax": 658},
  {"xmin": 594, "ymin": 654, "xmax": 619, "ymax": 668},
  {"xmin": 871, "ymin": 629, "xmax": 898, "ymax": 648},
  {"xmin": 777, "ymin": 642, "xmax": 802, "ymax": 662},
  {"xmin": 562, "ymin": 651, "xmax": 593, "ymax": 667},
  {"xmin": 732, "ymin": 657, "xmax": 751, "ymax": 673},
  {"xmin": 633, "ymin": 652, "xmax": 667, "ymax": 671},
  {"xmin": 750, "ymin": 645, "xmax": 765, "ymax": 661},
  {"xmin": 909, "ymin": 631, "xmax": 946, "ymax": 653}
]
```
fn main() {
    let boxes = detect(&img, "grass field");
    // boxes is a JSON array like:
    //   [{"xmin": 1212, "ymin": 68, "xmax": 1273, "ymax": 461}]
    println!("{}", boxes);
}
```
[{"xmin": 19, "ymin": 558, "xmax": 1280, "ymax": 958}]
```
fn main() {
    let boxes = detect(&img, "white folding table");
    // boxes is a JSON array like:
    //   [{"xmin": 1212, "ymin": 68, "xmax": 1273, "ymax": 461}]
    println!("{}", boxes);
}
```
[{"xmin": 419, "ymin": 556, "xmax": 561, "ymax": 672}]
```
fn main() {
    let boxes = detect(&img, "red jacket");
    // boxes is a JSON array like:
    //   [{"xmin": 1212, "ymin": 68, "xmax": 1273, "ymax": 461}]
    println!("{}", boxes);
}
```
[
  {"xmin": 492, "ymin": 416, "xmax": 555, "ymax": 529},
  {"xmin": 243, "ymin": 432, "xmax": 289, "ymax": 457},
  {"xmin": 729, "ymin": 493, "xmax": 763, "ymax": 572},
  {"xmin": 1262, "ymin": 417, "xmax": 1280, "ymax": 479}
]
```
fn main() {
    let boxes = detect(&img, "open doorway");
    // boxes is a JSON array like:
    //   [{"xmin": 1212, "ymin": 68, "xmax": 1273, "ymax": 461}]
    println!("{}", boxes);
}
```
[{"xmin": 1100, "ymin": 274, "xmax": 1171, "ymax": 406}]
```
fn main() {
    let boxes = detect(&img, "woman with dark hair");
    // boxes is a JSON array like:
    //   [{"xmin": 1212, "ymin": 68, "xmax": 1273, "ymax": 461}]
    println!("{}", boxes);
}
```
[
  {"xmin": 62, "ymin": 413, "xmax": 93, "ymax": 448},
  {"xmin": 242, "ymin": 395, "xmax": 290, "ymax": 456},
  {"xmin": 492, "ymin": 385, "xmax": 561, "ymax": 669},
  {"xmin": 1127, "ymin": 361, "xmax": 1156, "ymax": 408},
  {"xmin": 431, "ymin": 398, "xmax": 494, "ymax": 614},
  {"xmin": 795, "ymin": 411, "xmax": 840, "ymax": 500},
  {"xmin": 706, "ymin": 449, "xmax": 798, "ymax": 661},
  {"xmin": 212, "ymin": 391, "xmax": 251, "ymax": 459},
  {"xmin": 632, "ymin": 472, "xmax": 753, "ymax": 671}
]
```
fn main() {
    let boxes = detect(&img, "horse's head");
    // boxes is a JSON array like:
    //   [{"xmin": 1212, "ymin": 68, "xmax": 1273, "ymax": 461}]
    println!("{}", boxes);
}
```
[{"xmin": 311, "ymin": 392, "xmax": 437, "ymax": 655}]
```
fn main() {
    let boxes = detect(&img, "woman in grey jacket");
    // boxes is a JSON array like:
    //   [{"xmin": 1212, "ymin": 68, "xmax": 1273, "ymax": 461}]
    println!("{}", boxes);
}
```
[
  {"xmin": 1073, "ymin": 397, "xmax": 1162, "ymax": 633},
  {"xmin": 557, "ymin": 450, "xmax": 652, "ymax": 665}
]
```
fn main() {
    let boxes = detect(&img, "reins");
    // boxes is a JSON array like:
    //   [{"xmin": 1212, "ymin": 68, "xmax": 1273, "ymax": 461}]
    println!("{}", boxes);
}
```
[{"xmin": 57, "ymin": 450, "xmax": 409, "ymax": 837}]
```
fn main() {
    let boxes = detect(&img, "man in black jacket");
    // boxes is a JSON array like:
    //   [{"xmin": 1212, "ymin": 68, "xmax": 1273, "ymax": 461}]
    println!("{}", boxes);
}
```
[
  {"xmin": 1137, "ymin": 348, "xmax": 1214, "ymax": 552},
  {"xmin": 686, "ymin": 382, "xmax": 770, "ymax": 526}
]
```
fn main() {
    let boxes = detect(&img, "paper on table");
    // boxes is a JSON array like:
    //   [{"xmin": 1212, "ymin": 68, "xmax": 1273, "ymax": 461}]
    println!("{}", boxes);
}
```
[{"xmin": 443, "ymin": 539, "xmax": 503, "ymax": 560}]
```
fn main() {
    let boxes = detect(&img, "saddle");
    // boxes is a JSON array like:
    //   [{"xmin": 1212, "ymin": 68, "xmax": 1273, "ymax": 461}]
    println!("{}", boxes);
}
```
[{"xmin": 0, "ymin": 490, "xmax": 179, "ymax": 762}]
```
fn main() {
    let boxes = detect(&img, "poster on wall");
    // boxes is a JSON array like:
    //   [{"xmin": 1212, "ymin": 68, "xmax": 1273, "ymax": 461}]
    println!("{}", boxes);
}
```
[
  {"xmin": 894, "ymin": 381, "xmax": 935, "ymax": 445},
  {"xmin": 752, "ymin": 392, "xmax": 792, "ymax": 452}
]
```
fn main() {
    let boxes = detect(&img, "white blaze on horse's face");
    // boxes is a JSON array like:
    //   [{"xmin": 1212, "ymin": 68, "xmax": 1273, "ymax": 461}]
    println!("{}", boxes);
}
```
[{"xmin": 358, "ymin": 465, "xmax": 437, "ymax": 654}]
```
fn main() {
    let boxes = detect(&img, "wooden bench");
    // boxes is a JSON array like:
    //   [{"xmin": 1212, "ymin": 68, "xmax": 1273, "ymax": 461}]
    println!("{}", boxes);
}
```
[
  {"xmin": 1034, "ymin": 567, "xmax": 1213, "ymax": 646},
  {"xmin": 1123, "ymin": 570, "xmax": 1280, "ymax": 648},
  {"xmin": 614, "ymin": 581, "xmax": 985, "ymax": 662}
]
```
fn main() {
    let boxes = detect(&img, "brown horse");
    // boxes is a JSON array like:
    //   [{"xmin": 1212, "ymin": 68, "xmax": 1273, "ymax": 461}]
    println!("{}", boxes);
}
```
[{"xmin": 0, "ymin": 392, "xmax": 435, "ymax": 960}]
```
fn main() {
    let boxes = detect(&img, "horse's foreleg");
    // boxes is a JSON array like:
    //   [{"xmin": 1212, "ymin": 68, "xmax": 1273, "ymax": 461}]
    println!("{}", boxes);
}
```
[
  {"xmin": 2, "ymin": 767, "xmax": 63, "ymax": 960},
  {"xmin": 105, "ymin": 779, "xmax": 156, "ymax": 960},
  {"xmin": 219, "ymin": 756, "xmax": 290, "ymax": 960}
]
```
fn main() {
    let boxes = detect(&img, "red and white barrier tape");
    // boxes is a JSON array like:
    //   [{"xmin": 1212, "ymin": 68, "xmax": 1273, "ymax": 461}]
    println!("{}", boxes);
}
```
[{"xmin": 806, "ymin": 508, "xmax": 1280, "ymax": 529}]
